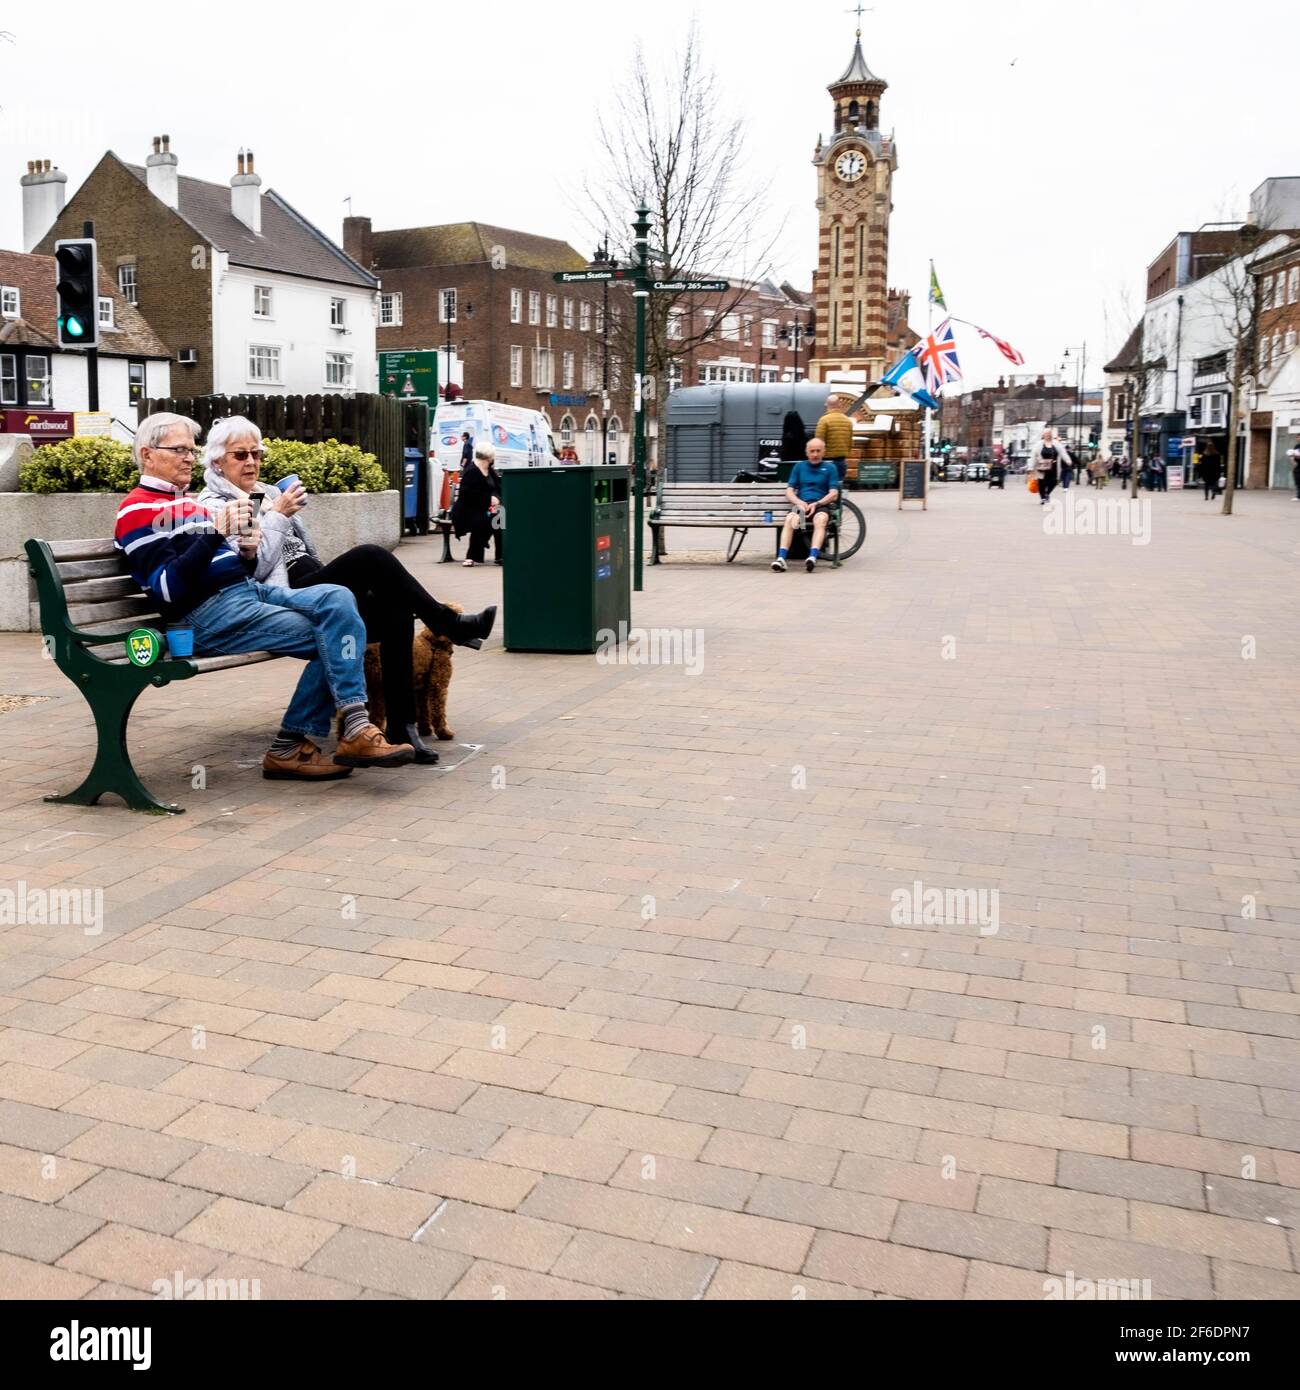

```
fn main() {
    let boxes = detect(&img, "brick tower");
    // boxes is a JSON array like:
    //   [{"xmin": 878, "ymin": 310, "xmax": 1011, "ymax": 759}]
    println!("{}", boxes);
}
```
[{"xmin": 809, "ymin": 24, "xmax": 899, "ymax": 386}]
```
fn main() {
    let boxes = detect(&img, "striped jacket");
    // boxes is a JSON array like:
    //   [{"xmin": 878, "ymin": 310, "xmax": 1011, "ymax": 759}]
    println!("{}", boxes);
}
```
[{"xmin": 114, "ymin": 476, "xmax": 250, "ymax": 622}]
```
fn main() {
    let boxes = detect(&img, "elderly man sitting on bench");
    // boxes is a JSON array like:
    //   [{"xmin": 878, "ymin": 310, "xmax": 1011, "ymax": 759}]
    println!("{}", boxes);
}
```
[
  {"xmin": 772, "ymin": 438, "xmax": 841, "ymax": 574},
  {"xmin": 115, "ymin": 413, "xmax": 414, "ymax": 781}
]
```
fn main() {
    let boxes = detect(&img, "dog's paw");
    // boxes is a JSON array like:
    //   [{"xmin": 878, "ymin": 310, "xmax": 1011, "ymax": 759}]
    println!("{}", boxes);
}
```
[{"xmin": 435, "ymin": 729, "xmax": 455, "ymax": 742}]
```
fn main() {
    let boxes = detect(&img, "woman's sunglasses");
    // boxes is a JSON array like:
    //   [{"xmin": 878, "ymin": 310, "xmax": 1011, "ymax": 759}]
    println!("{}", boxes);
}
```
[{"xmin": 227, "ymin": 449, "xmax": 265, "ymax": 463}]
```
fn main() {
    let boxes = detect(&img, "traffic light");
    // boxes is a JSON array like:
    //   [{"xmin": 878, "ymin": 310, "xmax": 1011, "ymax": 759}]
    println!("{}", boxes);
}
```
[{"xmin": 54, "ymin": 237, "xmax": 98, "ymax": 348}]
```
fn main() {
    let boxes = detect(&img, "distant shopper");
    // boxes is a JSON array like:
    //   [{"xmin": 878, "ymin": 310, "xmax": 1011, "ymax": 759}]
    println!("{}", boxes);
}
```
[
  {"xmin": 1030, "ymin": 429, "xmax": 1067, "ymax": 504},
  {"xmin": 1151, "ymin": 456, "xmax": 1167, "ymax": 492},
  {"xmin": 814, "ymin": 395, "xmax": 855, "ymax": 485},
  {"xmin": 1289, "ymin": 440, "xmax": 1300, "ymax": 500},
  {"xmin": 453, "ymin": 441, "xmax": 503, "ymax": 567},
  {"xmin": 459, "ymin": 432, "xmax": 474, "ymax": 469},
  {"xmin": 772, "ymin": 438, "xmax": 840, "ymax": 574},
  {"xmin": 1200, "ymin": 441, "xmax": 1223, "ymax": 501}
]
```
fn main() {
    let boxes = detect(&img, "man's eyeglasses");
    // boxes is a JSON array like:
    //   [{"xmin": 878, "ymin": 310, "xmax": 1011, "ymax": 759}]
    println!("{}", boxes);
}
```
[
  {"xmin": 152, "ymin": 445, "xmax": 198, "ymax": 458},
  {"xmin": 227, "ymin": 449, "xmax": 265, "ymax": 463}
]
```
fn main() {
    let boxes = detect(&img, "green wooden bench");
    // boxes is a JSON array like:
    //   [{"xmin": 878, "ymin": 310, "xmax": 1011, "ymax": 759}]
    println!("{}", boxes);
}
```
[{"xmin": 26, "ymin": 537, "xmax": 281, "ymax": 815}]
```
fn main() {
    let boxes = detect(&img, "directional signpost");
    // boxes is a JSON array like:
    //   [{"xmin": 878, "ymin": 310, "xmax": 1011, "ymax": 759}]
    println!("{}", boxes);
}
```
[{"xmin": 556, "ymin": 223, "xmax": 733, "ymax": 592}]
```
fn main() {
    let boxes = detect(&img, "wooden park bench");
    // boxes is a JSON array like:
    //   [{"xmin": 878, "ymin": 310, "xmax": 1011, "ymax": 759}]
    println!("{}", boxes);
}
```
[
  {"xmin": 25, "ymin": 537, "xmax": 284, "ymax": 815},
  {"xmin": 649, "ymin": 482, "xmax": 849, "ymax": 567}
]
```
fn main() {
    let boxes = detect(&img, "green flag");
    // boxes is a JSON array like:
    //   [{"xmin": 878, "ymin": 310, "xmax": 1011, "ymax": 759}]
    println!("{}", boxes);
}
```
[{"xmin": 929, "ymin": 263, "xmax": 947, "ymax": 311}]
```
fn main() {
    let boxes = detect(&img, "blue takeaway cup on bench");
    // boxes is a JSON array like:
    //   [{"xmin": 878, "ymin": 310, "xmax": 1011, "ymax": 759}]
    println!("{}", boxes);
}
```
[{"xmin": 166, "ymin": 626, "xmax": 195, "ymax": 659}]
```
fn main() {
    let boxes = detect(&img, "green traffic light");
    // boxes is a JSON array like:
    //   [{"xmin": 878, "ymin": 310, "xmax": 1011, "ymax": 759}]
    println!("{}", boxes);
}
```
[{"xmin": 65, "ymin": 316, "xmax": 85, "ymax": 339}]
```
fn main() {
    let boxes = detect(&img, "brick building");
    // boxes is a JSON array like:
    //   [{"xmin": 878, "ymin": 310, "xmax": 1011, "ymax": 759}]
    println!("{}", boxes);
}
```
[
  {"xmin": 345, "ymin": 216, "xmax": 637, "ymax": 463},
  {"xmin": 31, "ymin": 139, "xmax": 377, "ymax": 400},
  {"xmin": 1251, "ymin": 235, "xmax": 1300, "ymax": 488}
]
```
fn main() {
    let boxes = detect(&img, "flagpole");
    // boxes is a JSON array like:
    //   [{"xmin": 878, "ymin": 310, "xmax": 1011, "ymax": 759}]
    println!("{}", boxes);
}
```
[{"xmin": 924, "ymin": 260, "xmax": 935, "ymax": 465}]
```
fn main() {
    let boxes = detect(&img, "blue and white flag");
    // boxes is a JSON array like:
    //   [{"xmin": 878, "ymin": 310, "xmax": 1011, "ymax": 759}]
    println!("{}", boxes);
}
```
[{"xmin": 882, "ymin": 350, "xmax": 941, "ymax": 410}]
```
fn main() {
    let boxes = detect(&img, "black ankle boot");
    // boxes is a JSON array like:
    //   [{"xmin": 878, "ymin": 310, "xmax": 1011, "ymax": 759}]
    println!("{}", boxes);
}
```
[
  {"xmin": 391, "ymin": 724, "xmax": 439, "ymax": 766},
  {"xmin": 449, "ymin": 605, "xmax": 497, "ymax": 650}
]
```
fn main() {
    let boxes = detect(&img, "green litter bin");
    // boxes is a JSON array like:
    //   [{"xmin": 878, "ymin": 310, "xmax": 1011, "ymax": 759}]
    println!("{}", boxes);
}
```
[{"xmin": 500, "ymin": 465, "xmax": 631, "ymax": 653}]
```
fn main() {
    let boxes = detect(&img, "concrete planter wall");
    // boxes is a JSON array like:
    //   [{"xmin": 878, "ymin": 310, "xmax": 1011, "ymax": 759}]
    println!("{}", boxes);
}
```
[{"xmin": 0, "ymin": 488, "xmax": 401, "ymax": 632}]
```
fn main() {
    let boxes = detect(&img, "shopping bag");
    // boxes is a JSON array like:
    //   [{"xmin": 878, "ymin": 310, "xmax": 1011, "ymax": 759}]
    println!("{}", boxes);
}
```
[{"xmin": 1028, "ymin": 477, "xmax": 1039, "ymax": 494}]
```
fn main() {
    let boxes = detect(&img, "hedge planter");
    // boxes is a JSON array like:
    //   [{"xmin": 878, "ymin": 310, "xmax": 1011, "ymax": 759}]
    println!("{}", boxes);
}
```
[{"xmin": 0, "ymin": 490, "xmax": 401, "ymax": 632}]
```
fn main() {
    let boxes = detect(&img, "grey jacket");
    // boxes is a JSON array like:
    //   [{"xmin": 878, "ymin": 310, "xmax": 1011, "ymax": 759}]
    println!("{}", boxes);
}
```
[{"xmin": 195, "ymin": 467, "xmax": 320, "ymax": 589}]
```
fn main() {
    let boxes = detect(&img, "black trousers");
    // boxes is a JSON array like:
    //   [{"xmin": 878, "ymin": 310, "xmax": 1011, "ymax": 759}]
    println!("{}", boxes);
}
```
[
  {"xmin": 1038, "ymin": 468, "xmax": 1058, "ymax": 502},
  {"xmin": 289, "ymin": 544, "xmax": 459, "ymax": 729},
  {"xmin": 465, "ymin": 516, "xmax": 501, "ymax": 565}
]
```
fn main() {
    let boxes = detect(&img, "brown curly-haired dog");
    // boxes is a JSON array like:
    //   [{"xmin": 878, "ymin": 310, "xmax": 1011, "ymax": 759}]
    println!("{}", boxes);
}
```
[{"xmin": 337, "ymin": 604, "xmax": 460, "ymax": 743}]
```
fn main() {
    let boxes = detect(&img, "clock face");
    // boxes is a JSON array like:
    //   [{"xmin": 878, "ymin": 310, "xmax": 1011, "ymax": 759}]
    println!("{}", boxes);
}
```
[{"xmin": 835, "ymin": 150, "xmax": 867, "ymax": 183}]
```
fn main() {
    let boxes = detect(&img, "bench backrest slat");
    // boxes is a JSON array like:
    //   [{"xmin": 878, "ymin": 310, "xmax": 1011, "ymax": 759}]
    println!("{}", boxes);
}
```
[
  {"xmin": 55, "ymin": 557, "xmax": 132, "ymax": 582},
  {"xmin": 67, "ymin": 598, "xmax": 161, "ymax": 629},
  {"xmin": 47, "ymin": 539, "xmax": 120, "ymax": 562}
]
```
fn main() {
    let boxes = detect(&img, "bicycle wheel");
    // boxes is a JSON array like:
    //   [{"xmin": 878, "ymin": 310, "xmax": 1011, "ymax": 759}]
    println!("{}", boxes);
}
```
[{"xmin": 835, "ymin": 499, "xmax": 866, "ymax": 562}]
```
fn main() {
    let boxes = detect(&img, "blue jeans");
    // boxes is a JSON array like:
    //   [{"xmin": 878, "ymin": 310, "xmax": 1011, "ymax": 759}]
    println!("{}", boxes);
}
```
[{"xmin": 187, "ymin": 580, "xmax": 367, "ymax": 740}]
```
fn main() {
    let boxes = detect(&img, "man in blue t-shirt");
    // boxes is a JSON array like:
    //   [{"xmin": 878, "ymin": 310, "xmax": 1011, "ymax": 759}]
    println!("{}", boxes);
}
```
[{"xmin": 772, "ymin": 437, "xmax": 841, "ymax": 573}]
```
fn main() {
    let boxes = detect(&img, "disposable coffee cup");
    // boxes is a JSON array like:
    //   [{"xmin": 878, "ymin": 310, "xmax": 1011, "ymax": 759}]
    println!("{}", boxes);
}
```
[
  {"xmin": 278, "ymin": 474, "xmax": 305, "ymax": 507},
  {"xmin": 166, "ymin": 627, "xmax": 195, "ymax": 659}
]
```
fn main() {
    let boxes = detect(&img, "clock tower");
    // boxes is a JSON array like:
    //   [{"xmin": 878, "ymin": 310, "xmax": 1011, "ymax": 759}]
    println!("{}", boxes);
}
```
[{"xmin": 809, "ymin": 25, "xmax": 899, "ymax": 385}]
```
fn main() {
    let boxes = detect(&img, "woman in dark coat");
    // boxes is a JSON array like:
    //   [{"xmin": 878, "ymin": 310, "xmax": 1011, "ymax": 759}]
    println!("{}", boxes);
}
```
[
  {"xmin": 781, "ymin": 411, "xmax": 808, "ymax": 462},
  {"xmin": 453, "ymin": 441, "xmax": 503, "ymax": 567}
]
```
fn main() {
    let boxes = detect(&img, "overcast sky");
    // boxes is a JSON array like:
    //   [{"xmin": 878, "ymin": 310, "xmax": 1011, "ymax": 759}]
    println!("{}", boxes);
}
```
[{"xmin": 2, "ymin": 0, "xmax": 1295, "ymax": 388}]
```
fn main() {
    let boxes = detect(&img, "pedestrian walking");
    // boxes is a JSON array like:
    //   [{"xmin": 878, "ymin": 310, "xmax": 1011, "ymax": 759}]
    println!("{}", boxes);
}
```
[
  {"xmin": 1030, "ymin": 429, "xmax": 1066, "ymax": 505},
  {"xmin": 453, "ymin": 442, "xmax": 503, "ymax": 567},
  {"xmin": 1289, "ymin": 440, "xmax": 1300, "ymax": 501},
  {"xmin": 1200, "ymin": 441, "xmax": 1223, "ymax": 501},
  {"xmin": 1152, "ymin": 457, "xmax": 1167, "ymax": 493}
]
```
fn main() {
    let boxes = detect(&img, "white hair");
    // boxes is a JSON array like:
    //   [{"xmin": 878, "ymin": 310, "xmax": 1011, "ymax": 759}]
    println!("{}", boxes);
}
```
[
  {"xmin": 474, "ymin": 441, "xmax": 496, "ymax": 462},
  {"xmin": 134, "ymin": 412, "xmax": 202, "ymax": 468},
  {"xmin": 202, "ymin": 416, "xmax": 263, "ymax": 472}
]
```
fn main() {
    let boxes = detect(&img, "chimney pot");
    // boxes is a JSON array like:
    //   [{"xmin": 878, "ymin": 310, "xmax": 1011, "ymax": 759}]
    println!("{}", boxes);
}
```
[
  {"xmin": 152, "ymin": 136, "xmax": 161, "ymax": 153},
  {"xmin": 247, "ymin": 150, "xmax": 255, "ymax": 173},
  {"xmin": 20, "ymin": 156, "xmax": 69, "ymax": 251},
  {"xmin": 162, "ymin": 134, "xmax": 170, "ymax": 151},
  {"xmin": 26, "ymin": 160, "xmax": 34, "ymax": 174},
  {"xmin": 237, "ymin": 151, "xmax": 245, "ymax": 175}
]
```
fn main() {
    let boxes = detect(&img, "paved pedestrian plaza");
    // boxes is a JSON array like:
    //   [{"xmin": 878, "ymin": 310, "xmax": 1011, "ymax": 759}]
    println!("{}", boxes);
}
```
[{"xmin": 0, "ymin": 483, "xmax": 1297, "ymax": 1300}]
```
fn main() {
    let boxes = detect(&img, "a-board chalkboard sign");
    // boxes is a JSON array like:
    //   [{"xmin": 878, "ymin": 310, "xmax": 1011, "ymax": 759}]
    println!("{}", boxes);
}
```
[{"xmin": 899, "ymin": 459, "xmax": 928, "ymax": 510}]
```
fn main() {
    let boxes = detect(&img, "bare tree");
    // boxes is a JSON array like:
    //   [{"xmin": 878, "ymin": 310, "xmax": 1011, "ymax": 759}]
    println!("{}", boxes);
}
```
[
  {"xmin": 1205, "ymin": 221, "xmax": 1276, "ymax": 516},
  {"xmin": 1105, "ymin": 293, "xmax": 1169, "ymax": 501},
  {"xmin": 580, "ymin": 21, "xmax": 783, "ymax": 405}
]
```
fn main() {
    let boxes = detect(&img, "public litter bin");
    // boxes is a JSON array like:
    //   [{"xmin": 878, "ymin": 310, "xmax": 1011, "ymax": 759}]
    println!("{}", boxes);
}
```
[{"xmin": 500, "ymin": 465, "xmax": 631, "ymax": 654}]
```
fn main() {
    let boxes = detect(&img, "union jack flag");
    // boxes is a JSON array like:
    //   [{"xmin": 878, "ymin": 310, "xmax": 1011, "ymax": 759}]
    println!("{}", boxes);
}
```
[{"xmin": 917, "ymin": 318, "xmax": 963, "ymax": 397}]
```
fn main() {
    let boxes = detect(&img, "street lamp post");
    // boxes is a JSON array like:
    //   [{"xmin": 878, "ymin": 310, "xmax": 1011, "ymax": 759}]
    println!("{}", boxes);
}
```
[
  {"xmin": 780, "ymin": 316, "xmax": 814, "ymax": 382},
  {"xmin": 632, "ymin": 204, "xmax": 650, "ymax": 594},
  {"xmin": 1063, "ymin": 343, "xmax": 1087, "ymax": 457}
]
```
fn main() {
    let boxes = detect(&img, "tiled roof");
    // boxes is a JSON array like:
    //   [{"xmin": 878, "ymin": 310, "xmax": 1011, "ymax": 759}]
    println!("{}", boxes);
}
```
[
  {"xmin": 123, "ymin": 158, "xmax": 376, "ymax": 289},
  {"xmin": 369, "ymin": 223, "xmax": 587, "ymax": 273},
  {"xmin": 0, "ymin": 247, "xmax": 171, "ymax": 357},
  {"xmin": 1104, "ymin": 323, "xmax": 1144, "ymax": 373}
]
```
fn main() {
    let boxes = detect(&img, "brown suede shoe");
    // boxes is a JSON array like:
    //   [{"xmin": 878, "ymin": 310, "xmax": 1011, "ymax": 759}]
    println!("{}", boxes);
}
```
[
  {"xmin": 334, "ymin": 724, "xmax": 415, "ymax": 769},
  {"xmin": 263, "ymin": 739, "xmax": 354, "ymax": 782}
]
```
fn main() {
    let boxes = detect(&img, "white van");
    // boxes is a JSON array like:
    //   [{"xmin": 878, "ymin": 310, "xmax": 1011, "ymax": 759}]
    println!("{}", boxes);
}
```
[{"xmin": 432, "ymin": 401, "xmax": 561, "ymax": 477}]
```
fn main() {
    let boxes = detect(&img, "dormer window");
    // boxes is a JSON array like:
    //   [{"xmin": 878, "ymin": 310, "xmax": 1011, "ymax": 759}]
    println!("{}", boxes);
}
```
[{"xmin": 1, "ymin": 285, "xmax": 18, "ymax": 318}]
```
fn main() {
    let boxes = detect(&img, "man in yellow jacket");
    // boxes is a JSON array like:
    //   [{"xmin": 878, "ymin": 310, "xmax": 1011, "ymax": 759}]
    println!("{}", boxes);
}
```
[{"xmin": 814, "ymin": 396, "xmax": 855, "ymax": 487}]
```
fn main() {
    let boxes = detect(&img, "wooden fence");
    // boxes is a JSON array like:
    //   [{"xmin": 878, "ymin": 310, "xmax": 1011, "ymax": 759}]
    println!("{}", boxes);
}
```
[{"xmin": 141, "ymin": 394, "xmax": 428, "ymax": 499}]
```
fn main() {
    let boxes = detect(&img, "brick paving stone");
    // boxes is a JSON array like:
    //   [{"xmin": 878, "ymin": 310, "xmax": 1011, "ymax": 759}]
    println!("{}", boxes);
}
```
[
  {"xmin": 0, "ymin": 1250, "xmax": 98, "ymax": 1301},
  {"xmin": 56, "ymin": 1224, "xmax": 222, "ymax": 1293},
  {"xmin": 168, "ymin": 1149, "xmax": 316, "ymax": 1207},
  {"xmin": 0, "ymin": 1192, "xmax": 102, "ymax": 1262},
  {"xmin": 1047, "ymin": 1231, "xmax": 1214, "ymax": 1301},
  {"xmin": 448, "ymin": 1260, "xmax": 616, "ymax": 1300},
  {"xmin": 419, "ymin": 1199, "xmax": 575, "ymax": 1272},
  {"xmin": 551, "ymin": 1231, "xmax": 716, "ymax": 1299},
  {"xmin": 306, "ymin": 1228, "xmax": 471, "ymax": 1299},
  {"xmin": 177, "ymin": 1196, "xmax": 337, "ymax": 1268},
  {"xmin": 0, "ymin": 1142, "xmax": 97, "ymax": 1203},
  {"xmin": 0, "ymin": 1099, "xmax": 97, "ymax": 1154},
  {"xmin": 287, "ymin": 1175, "xmax": 440, "ymax": 1239},
  {"xmin": 58, "ymin": 1167, "xmax": 215, "ymax": 1236},
  {"xmin": 892, "ymin": 1203, "xmax": 1048, "ymax": 1270},
  {"xmin": 803, "ymin": 1230, "xmax": 968, "ymax": 1299}
]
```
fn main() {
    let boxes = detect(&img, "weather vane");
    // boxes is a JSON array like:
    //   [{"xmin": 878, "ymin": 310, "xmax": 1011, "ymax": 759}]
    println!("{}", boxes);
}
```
[{"xmin": 846, "ymin": 3, "xmax": 872, "ymax": 36}]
